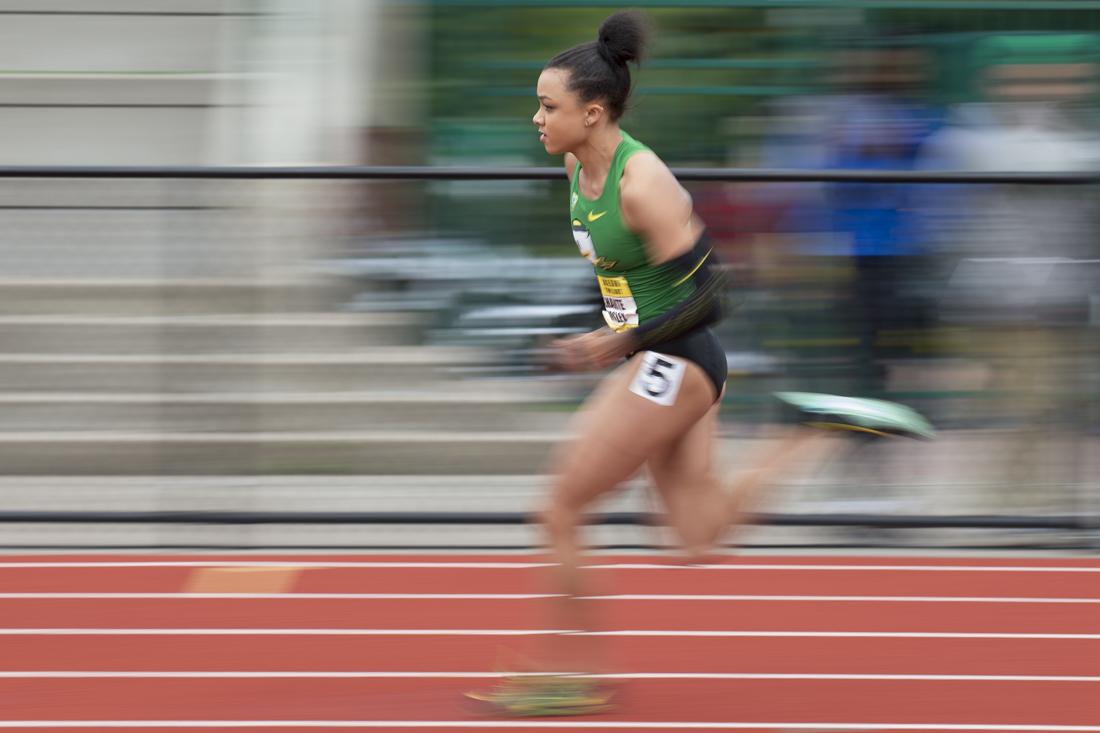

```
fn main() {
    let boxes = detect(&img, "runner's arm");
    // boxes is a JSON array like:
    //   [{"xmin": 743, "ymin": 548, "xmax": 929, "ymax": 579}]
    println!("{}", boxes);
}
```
[{"xmin": 620, "ymin": 154, "xmax": 726, "ymax": 350}]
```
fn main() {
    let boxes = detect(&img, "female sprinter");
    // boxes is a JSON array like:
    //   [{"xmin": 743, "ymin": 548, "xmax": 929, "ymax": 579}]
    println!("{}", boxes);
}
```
[{"xmin": 468, "ymin": 10, "xmax": 933, "ymax": 717}]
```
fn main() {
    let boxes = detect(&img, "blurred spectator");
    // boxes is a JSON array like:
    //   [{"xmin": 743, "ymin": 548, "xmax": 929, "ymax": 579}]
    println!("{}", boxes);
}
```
[
  {"xmin": 918, "ymin": 42, "xmax": 1100, "ymax": 508},
  {"xmin": 820, "ymin": 42, "xmax": 944, "ymax": 399}
]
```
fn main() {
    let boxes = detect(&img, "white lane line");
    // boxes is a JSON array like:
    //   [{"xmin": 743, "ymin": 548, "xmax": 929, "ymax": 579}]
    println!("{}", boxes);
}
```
[
  {"xmin": 0, "ymin": 723, "xmax": 1099, "ymax": 730},
  {"xmin": 598, "ymin": 564, "xmax": 1100, "ymax": 573},
  {"xmin": 602, "ymin": 589, "xmax": 1100, "ymax": 603},
  {"xmin": 0, "ymin": 593, "xmax": 556, "ymax": 599},
  {"xmin": 592, "ymin": 630, "xmax": 1100, "ymax": 639},
  {"xmin": 0, "ymin": 562, "xmax": 549, "ymax": 569},
  {"xmin": 4, "ymin": 671, "xmax": 1100, "ymax": 682},
  {"xmin": 2, "ymin": 629, "xmax": 1100, "ymax": 640},
  {"xmin": 600, "ymin": 595, "xmax": 1100, "ymax": 604},
  {"xmin": 4, "ymin": 592, "xmax": 1100, "ymax": 603},
  {"xmin": 1, "ymin": 560, "xmax": 1099, "ymax": 572}
]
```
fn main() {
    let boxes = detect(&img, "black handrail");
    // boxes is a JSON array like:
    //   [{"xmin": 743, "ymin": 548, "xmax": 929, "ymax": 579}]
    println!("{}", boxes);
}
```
[
  {"xmin": 0, "ymin": 510, "xmax": 1092, "ymax": 530},
  {"xmin": 0, "ymin": 165, "xmax": 1095, "ymax": 184}
]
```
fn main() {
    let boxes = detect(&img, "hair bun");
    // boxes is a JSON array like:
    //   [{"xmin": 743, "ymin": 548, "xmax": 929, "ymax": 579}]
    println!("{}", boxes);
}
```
[{"xmin": 597, "ymin": 10, "xmax": 648, "ymax": 67}]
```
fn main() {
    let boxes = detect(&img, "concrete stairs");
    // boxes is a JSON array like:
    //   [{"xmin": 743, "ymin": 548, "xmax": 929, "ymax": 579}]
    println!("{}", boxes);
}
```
[
  {"xmin": 0, "ymin": 275, "xmax": 582, "ymax": 546},
  {"xmin": 0, "ymin": 279, "xmax": 567, "ymax": 476}
]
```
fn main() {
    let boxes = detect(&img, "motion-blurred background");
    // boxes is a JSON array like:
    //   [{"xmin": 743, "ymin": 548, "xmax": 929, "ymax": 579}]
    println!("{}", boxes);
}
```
[{"xmin": 2, "ymin": 0, "xmax": 1099, "ymax": 550}]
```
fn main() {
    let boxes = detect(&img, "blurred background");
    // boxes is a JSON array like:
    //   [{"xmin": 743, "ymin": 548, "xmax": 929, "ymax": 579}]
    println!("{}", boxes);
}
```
[{"xmin": 2, "ymin": 0, "xmax": 1099, "ymax": 550}]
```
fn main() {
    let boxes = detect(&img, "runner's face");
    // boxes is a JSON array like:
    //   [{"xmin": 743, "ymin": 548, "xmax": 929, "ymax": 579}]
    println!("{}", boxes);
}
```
[{"xmin": 533, "ymin": 68, "xmax": 587, "ymax": 155}]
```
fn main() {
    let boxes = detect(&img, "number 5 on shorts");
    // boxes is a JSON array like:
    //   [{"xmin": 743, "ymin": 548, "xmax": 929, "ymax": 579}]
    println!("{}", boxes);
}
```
[{"xmin": 629, "ymin": 352, "xmax": 686, "ymax": 407}]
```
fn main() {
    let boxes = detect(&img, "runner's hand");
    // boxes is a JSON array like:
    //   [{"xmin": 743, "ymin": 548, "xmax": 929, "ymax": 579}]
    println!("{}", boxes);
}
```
[{"xmin": 551, "ymin": 329, "xmax": 632, "ymax": 372}]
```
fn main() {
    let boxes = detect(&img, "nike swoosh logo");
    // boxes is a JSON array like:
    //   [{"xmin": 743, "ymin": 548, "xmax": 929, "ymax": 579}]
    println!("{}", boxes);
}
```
[{"xmin": 587, "ymin": 211, "xmax": 607, "ymax": 223}]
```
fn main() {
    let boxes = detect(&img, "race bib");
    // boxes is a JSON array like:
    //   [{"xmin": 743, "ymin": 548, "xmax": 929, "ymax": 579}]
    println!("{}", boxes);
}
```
[
  {"xmin": 597, "ymin": 275, "xmax": 638, "ymax": 332},
  {"xmin": 629, "ymin": 352, "xmax": 686, "ymax": 407}
]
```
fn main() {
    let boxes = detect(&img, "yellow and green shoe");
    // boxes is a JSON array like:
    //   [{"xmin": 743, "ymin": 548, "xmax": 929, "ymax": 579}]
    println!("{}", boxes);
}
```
[{"xmin": 465, "ymin": 674, "xmax": 615, "ymax": 717}]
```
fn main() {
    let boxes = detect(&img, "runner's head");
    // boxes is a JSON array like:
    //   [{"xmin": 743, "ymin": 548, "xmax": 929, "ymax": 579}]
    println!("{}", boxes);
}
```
[{"xmin": 533, "ymin": 10, "xmax": 649, "ymax": 154}]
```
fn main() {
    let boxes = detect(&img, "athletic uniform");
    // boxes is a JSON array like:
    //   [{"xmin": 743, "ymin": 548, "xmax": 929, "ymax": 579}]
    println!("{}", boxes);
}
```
[
  {"xmin": 568, "ymin": 131, "xmax": 727, "ymax": 401},
  {"xmin": 468, "ymin": 132, "xmax": 938, "ymax": 723}
]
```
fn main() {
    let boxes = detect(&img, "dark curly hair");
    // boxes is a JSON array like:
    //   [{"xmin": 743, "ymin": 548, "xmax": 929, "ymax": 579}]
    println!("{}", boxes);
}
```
[{"xmin": 546, "ymin": 10, "xmax": 649, "ymax": 121}]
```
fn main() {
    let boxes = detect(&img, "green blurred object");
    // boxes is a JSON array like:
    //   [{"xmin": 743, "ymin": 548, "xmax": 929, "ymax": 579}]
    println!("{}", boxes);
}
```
[
  {"xmin": 427, "ymin": 1, "xmax": 1100, "ymax": 167},
  {"xmin": 971, "ymin": 32, "xmax": 1100, "ymax": 66},
  {"xmin": 966, "ymin": 32, "xmax": 1100, "ymax": 99}
]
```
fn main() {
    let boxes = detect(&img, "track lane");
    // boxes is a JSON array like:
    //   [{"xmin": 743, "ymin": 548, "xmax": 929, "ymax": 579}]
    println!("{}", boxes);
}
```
[
  {"xmin": 3, "ymin": 554, "xmax": 1098, "ymax": 729},
  {"xmin": 2, "ymin": 597, "xmax": 1099, "ymax": 634},
  {"xmin": 0, "ymin": 678, "xmax": 1097, "ymax": 724},
  {"xmin": 3, "ymin": 634, "xmax": 1100, "ymax": 676}
]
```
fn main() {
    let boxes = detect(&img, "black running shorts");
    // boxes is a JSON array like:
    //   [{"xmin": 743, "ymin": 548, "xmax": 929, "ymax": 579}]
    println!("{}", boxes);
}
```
[{"xmin": 632, "ymin": 327, "xmax": 727, "ymax": 403}]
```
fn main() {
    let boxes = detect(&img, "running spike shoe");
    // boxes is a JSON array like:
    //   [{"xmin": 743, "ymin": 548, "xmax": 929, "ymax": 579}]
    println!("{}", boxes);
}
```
[
  {"xmin": 465, "ymin": 674, "xmax": 615, "ymax": 717},
  {"xmin": 775, "ymin": 392, "xmax": 935, "ymax": 440}
]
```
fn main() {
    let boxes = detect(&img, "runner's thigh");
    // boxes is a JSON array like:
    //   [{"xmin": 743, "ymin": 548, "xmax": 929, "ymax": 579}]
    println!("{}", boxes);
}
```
[
  {"xmin": 549, "ymin": 351, "xmax": 717, "ymax": 513},
  {"xmin": 648, "ymin": 398, "xmax": 720, "ymax": 495}
]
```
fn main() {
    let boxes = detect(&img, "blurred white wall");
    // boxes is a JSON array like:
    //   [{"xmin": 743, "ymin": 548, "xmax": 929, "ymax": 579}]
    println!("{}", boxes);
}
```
[
  {"xmin": 0, "ymin": 0, "xmax": 404, "ymax": 166},
  {"xmin": 245, "ymin": 0, "xmax": 371, "ymax": 165},
  {"xmin": 0, "ymin": 0, "xmax": 416, "ymax": 278}
]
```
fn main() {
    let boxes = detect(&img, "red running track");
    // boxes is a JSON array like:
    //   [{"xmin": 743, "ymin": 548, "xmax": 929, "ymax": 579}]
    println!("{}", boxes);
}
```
[{"xmin": 0, "ymin": 553, "xmax": 1098, "ymax": 731}]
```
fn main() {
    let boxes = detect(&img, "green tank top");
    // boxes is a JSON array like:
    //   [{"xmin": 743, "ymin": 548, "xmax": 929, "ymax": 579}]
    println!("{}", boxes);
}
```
[{"xmin": 569, "ymin": 131, "xmax": 695, "ymax": 333}]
